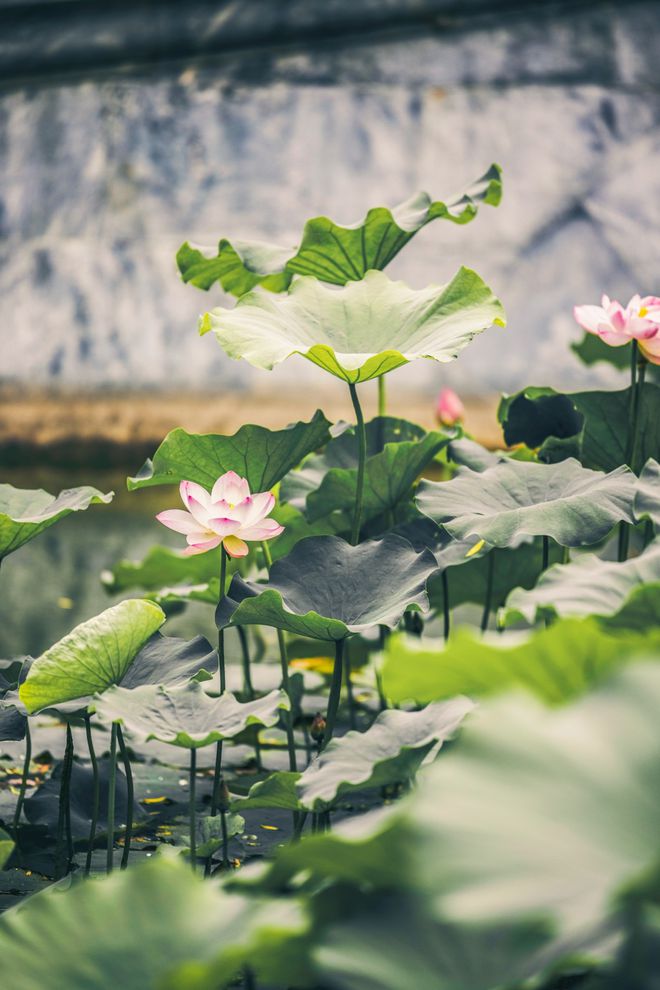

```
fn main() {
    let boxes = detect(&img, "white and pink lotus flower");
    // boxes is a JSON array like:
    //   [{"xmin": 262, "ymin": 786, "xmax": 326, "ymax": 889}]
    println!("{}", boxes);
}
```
[
  {"xmin": 573, "ymin": 293, "xmax": 660, "ymax": 365},
  {"xmin": 156, "ymin": 471, "xmax": 284, "ymax": 558}
]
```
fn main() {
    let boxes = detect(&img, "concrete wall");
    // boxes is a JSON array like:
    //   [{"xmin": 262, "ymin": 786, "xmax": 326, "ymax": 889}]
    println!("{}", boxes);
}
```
[{"xmin": 2, "ymin": 0, "xmax": 660, "ymax": 394}]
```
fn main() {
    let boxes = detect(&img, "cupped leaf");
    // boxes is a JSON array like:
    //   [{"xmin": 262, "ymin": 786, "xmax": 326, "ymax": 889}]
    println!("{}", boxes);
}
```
[
  {"xmin": 216, "ymin": 535, "xmax": 437, "ymax": 641},
  {"xmin": 0, "ymin": 484, "xmax": 113, "ymax": 560},
  {"xmin": 417, "ymin": 458, "xmax": 635, "ymax": 548},
  {"xmin": 127, "ymin": 410, "xmax": 331, "ymax": 492},
  {"xmin": 0, "ymin": 854, "xmax": 308, "ymax": 990},
  {"xmin": 19, "ymin": 601, "xmax": 166, "ymax": 714},
  {"xmin": 296, "ymin": 699, "xmax": 473, "ymax": 812},
  {"xmin": 202, "ymin": 267, "xmax": 505, "ymax": 385},
  {"xmin": 178, "ymin": 164, "xmax": 502, "ymax": 295},
  {"xmin": 382, "ymin": 620, "xmax": 660, "ymax": 706},
  {"xmin": 501, "ymin": 539, "xmax": 660, "ymax": 628},
  {"xmin": 498, "ymin": 384, "xmax": 660, "ymax": 473},
  {"xmin": 93, "ymin": 682, "xmax": 290, "ymax": 749},
  {"xmin": 635, "ymin": 459, "xmax": 660, "ymax": 531}
]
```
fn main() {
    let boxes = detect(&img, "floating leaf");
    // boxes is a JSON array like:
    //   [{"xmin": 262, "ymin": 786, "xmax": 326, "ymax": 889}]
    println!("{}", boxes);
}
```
[
  {"xmin": 19, "ymin": 601, "xmax": 166, "ymax": 714},
  {"xmin": 202, "ymin": 267, "xmax": 505, "ymax": 385},
  {"xmin": 382, "ymin": 620, "xmax": 660, "ymax": 706},
  {"xmin": 501, "ymin": 540, "xmax": 660, "ymax": 629},
  {"xmin": 417, "ymin": 458, "xmax": 635, "ymax": 548},
  {"xmin": 296, "ymin": 699, "xmax": 473, "ymax": 812},
  {"xmin": 216, "ymin": 535, "xmax": 437, "ymax": 641},
  {"xmin": 498, "ymin": 384, "xmax": 660, "ymax": 473},
  {"xmin": 127, "ymin": 410, "xmax": 331, "ymax": 492},
  {"xmin": 93, "ymin": 682, "xmax": 290, "ymax": 749},
  {"xmin": 178, "ymin": 165, "xmax": 502, "ymax": 295},
  {"xmin": 0, "ymin": 485, "xmax": 113, "ymax": 560},
  {"xmin": 635, "ymin": 459, "xmax": 660, "ymax": 531}
]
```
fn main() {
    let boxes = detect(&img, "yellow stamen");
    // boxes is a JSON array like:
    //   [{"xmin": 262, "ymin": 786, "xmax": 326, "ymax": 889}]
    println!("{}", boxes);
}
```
[{"xmin": 639, "ymin": 306, "xmax": 648, "ymax": 317}]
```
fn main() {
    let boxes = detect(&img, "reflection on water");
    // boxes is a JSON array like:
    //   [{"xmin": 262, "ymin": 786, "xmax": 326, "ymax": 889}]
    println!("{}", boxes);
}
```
[{"xmin": 0, "ymin": 468, "xmax": 217, "ymax": 658}]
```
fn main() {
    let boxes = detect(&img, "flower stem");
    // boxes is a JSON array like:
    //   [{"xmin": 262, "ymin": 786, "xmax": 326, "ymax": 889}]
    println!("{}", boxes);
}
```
[
  {"xmin": 323, "ymin": 640, "xmax": 345, "ymax": 748},
  {"xmin": 377, "ymin": 375, "xmax": 386, "ymax": 417},
  {"xmin": 189, "ymin": 748, "xmax": 197, "ymax": 869},
  {"xmin": 541, "ymin": 535, "xmax": 550, "ymax": 573},
  {"xmin": 480, "ymin": 551, "xmax": 495, "ymax": 633},
  {"xmin": 210, "ymin": 545, "xmax": 229, "ymax": 853},
  {"xmin": 117, "ymin": 726, "xmax": 133, "ymax": 870},
  {"xmin": 344, "ymin": 646, "xmax": 357, "ymax": 730},
  {"xmin": 237, "ymin": 625, "xmax": 254, "ymax": 699},
  {"xmin": 55, "ymin": 722, "xmax": 75, "ymax": 879},
  {"xmin": 12, "ymin": 719, "xmax": 31, "ymax": 842},
  {"xmin": 106, "ymin": 723, "xmax": 117, "ymax": 874},
  {"xmin": 348, "ymin": 382, "xmax": 367, "ymax": 546},
  {"xmin": 84, "ymin": 716, "xmax": 99, "ymax": 876},
  {"xmin": 619, "ymin": 345, "xmax": 647, "ymax": 561},
  {"xmin": 261, "ymin": 540, "xmax": 298, "ymax": 774},
  {"xmin": 441, "ymin": 570, "xmax": 450, "ymax": 641}
]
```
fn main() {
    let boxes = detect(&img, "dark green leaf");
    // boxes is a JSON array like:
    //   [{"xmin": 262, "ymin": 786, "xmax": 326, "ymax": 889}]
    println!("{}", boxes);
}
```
[{"xmin": 635, "ymin": 460, "xmax": 660, "ymax": 531}]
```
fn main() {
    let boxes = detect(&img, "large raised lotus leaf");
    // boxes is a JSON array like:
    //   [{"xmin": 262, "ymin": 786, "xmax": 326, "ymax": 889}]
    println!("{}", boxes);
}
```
[
  {"xmin": 127, "ymin": 410, "xmax": 331, "ymax": 492},
  {"xmin": 501, "ymin": 539, "xmax": 660, "ymax": 628},
  {"xmin": 93, "ymin": 681, "xmax": 290, "ymax": 748},
  {"xmin": 177, "ymin": 164, "xmax": 502, "ymax": 295},
  {"xmin": 416, "ymin": 458, "xmax": 635, "ymax": 548},
  {"xmin": 283, "ymin": 417, "xmax": 450, "ymax": 525},
  {"xmin": 19, "ymin": 600, "xmax": 166, "ymax": 715},
  {"xmin": 572, "ymin": 331, "xmax": 633, "ymax": 371},
  {"xmin": 201, "ymin": 267, "xmax": 505, "ymax": 385},
  {"xmin": 119, "ymin": 633, "xmax": 217, "ymax": 689},
  {"xmin": 0, "ymin": 484, "xmax": 113, "ymax": 560},
  {"xmin": 216, "ymin": 535, "xmax": 437, "ymax": 641},
  {"xmin": 382, "ymin": 619, "xmax": 660, "ymax": 706},
  {"xmin": 0, "ymin": 855, "xmax": 309, "ymax": 990},
  {"xmin": 235, "ymin": 698, "xmax": 473, "ymax": 814},
  {"xmin": 498, "ymin": 384, "xmax": 660, "ymax": 472},
  {"xmin": 635, "ymin": 459, "xmax": 660, "ymax": 530}
]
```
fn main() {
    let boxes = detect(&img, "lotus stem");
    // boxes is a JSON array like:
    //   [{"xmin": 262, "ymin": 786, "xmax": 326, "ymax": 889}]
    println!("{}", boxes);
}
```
[
  {"xmin": 84, "ymin": 716, "xmax": 99, "ymax": 877},
  {"xmin": 377, "ymin": 375, "xmax": 386, "ymax": 418},
  {"xmin": 324, "ymin": 639, "xmax": 345, "ymax": 748},
  {"xmin": 237, "ymin": 625, "xmax": 254, "ymax": 699},
  {"xmin": 117, "ymin": 725, "xmax": 133, "ymax": 870},
  {"xmin": 542, "ymin": 535, "xmax": 550, "ymax": 573},
  {"xmin": 441, "ymin": 570, "xmax": 451, "ymax": 641},
  {"xmin": 210, "ymin": 741, "xmax": 223, "ymax": 817},
  {"xmin": 344, "ymin": 646, "xmax": 357, "ymax": 730},
  {"xmin": 480, "ymin": 551, "xmax": 495, "ymax": 633},
  {"xmin": 189, "ymin": 748, "xmax": 197, "ymax": 869},
  {"xmin": 106, "ymin": 723, "xmax": 117, "ymax": 874},
  {"xmin": 348, "ymin": 382, "xmax": 367, "ymax": 545},
  {"xmin": 12, "ymin": 719, "xmax": 31, "ymax": 842},
  {"xmin": 220, "ymin": 802, "xmax": 230, "ymax": 869},
  {"xmin": 261, "ymin": 540, "xmax": 298, "ymax": 774},
  {"xmin": 210, "ymin": 546, "xmax": 229, "ymax": 849},
  {"xmin": 55, "ymin": 722, "xmax": 75, "ymax": 879},
  {"xmin": 619, "ymin": 344, "xmax": 646, "ymax": 560}
]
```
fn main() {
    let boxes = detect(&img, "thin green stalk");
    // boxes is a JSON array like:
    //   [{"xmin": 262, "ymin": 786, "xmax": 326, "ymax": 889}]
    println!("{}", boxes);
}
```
[
  {"xmin": 220, "ymin": 804, "xmax": 230, "ymax": 869},
  {"xmin": 243, "ymin": 967, "xmax": 257, "ymax": 990},
  {"xmin": 12, "ymin": 719, "xmax": 31, "ymax": 841},
  {"xmin": 630, "ymin": 357, "xmax": 647, "ymax": 475},
  {"xmin": 55, "ymin": 723, "xmax": 75, "ymax": 879},
  {"xmin": 210, "ymin": 546, "xmax": 229, "ymax": 839},
  {"xmin": 323, "ymin": 640, "xmax": 345, "ymax": 748},
  {"xmin": 261, "ymin": 540, "xmax": 298, "ymax": 774},
  {"xmin": 377, "ymin": 375, "xmax": 386, "ymax": 417},
  {"xmin": 84, "ymin": 716, "xmax": 99, "ymax": 876},
  {"xmin": 189, "ymin": 749, "xmax": 197, "ymax": 869},
  {"xmin": 117, "ymin": 726, "xmax": 133, "ymax": 870},
  {"xmin": 541, "ymin": 535, "xmax": 550, "ymax": 573},
  {"xmin": 293, "ymin": 811, "xmax": 308, "ymax": 840},
  {"xmin": 106, "ymin": 723, "xmax": 117, "ymax": 874},
  {"xmin": 348, "ymin": 382, "xmax": 367, "ymax": 545},
  {"xmin": 619, "ymin": 345, "xmax": 646, "ymax": 561},
  {"xmin": 344, "ymin": 647, "xmax": 357, "ymax": 730},
  {"xmin": 480, "ymin": 551, "xmax": 495, "ymax": 633},
  {"xmin": 441, "ymin": 570, "xmax": 450, "ymax": 642},
  {"xmin": 210, "ymin": 741, "xmax": 223, "ymax": 817},
  {"xmin": 237, "ymin": 625, "xmax": 254, "ymax": 699}
]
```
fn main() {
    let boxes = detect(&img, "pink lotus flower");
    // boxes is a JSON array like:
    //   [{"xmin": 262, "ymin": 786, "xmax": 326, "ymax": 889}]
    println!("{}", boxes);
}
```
[
  {"xmin": 156, "ymin": 471, "xmax": 284, "ymax": 558},
  {"xmin": 435, "ymin": 387, "xmax": 465, "ymax": 426},
  {"xmin": 573, "ymin": 294, "xmax": 660, "ymax": 365}
]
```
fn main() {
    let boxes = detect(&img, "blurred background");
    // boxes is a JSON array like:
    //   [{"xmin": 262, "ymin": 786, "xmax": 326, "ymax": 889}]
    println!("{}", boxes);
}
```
[{"xmin": 2, "ymin": 0, "xmax": 660, "ymax": 653}]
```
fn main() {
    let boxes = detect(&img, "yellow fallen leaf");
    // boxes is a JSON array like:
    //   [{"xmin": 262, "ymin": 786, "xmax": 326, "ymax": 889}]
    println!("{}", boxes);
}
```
[
  {"xmin": 291, "ymin": 656, "xmax": 334, "ymax": 675},
  {"xmin": 466, "ymin": 539, "xmax": 486, "ymax": 558},
  {"xmin": 259, "ymin": 824, "xmax": 279, "ymax": 832}
]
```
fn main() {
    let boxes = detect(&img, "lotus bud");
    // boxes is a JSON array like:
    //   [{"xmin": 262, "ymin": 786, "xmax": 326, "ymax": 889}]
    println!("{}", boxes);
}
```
[
  {"xmin": 310, "ymin": 712, "xmax": 326, "ymax": 744},
  {"xmin": 436, "ymin": 387, "xmax": 465, "ymax": 427}
]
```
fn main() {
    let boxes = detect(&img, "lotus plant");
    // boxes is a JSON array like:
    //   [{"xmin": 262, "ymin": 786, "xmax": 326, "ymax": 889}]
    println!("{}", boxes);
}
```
[{"xmin": 435, "ymin": 387, "xmax": 465, "ymax": 427}]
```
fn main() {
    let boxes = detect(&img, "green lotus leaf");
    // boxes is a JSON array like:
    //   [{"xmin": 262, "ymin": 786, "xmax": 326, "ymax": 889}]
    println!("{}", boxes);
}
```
[
  {"xmin": 201, "ymin": 267, "xmax": 506, "ymax": 385},
  {"xmin": 498, "ymin": 384, "xmax": 660, "ymax": 473},
  {"xmin": 119, "ymin": 633, "xmax": 217, "ymax": 689},
  {"xmin": 93, "ymin": 681, "xmax": 290, "ymax": 749},
  {"xmin": 173, "ymin": 812, "xmax": 245, "ymax": 857},
  {"xmin": 0, "ymin": 827, "xmax": 13, "ymax": 869},
  {"xmin": 635, "ymin": 459, "xmax": 660, "ymax": 530},
  {"xmin": 571, "ymin": 331, "xmax": 633, "ymax": 370},
  {"xmin": 127, "ymin": 409, "xmax": 331, "ymax": 492},
  {"xmin": 417, "ymin": 458, "xmax": 635, "ymax": 548},
  {"xmin": 283, "ymin": 417, "xmax": 450, "ymax": 525},
  {"xmin": 0, "ymin": 484, "xmax": 113, "ymax": 560},
  {"xmin": 382, "ymin": 619, "xmax": 660, "ymax": 706},
  {"xmin": 264, "ymin": 503, "xmax": 345, "ymax": 562},
  {"xmin": 501, "ymin": 540, "xmax": 660, "ymax": 628},
  {"xmin": 101, "ymin": 544, "xmax": 224, "ymax": 593},
  {"xmin": 216, "ymin": 535, "xmax": 437, "ymax": 641},
  {"xmin": 19, "ymin": 600, "xmax": 166, "ymax": 714},
  {"xmin": 296, "ymin": 699, "xmax": 473, "ymax": 812},
  {"xmin": 232, "ymin": 771, "xmax": 303, "ymax": 813},
  {"xmin": 178, "ymin": 164, "xmax": 502, "ymax": 295},
  {"xmin": 0, "ymin": 854, "xmax": 309, "ymax": 990}
]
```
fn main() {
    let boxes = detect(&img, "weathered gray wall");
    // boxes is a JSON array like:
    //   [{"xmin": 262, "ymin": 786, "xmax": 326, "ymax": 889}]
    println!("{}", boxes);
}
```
[{"xmin": 2, "ymin": 0, "xmax": 660, "ymax": 394}]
